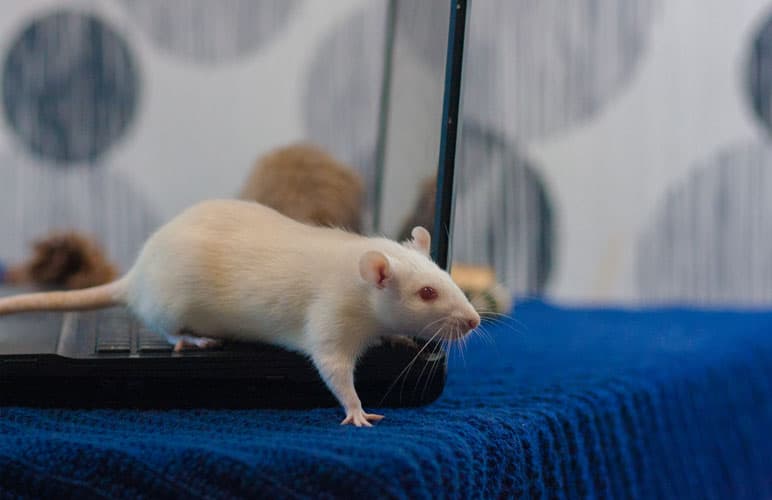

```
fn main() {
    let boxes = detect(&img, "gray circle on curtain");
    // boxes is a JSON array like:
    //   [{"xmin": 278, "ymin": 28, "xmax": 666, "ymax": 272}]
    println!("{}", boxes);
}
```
[
  {"xmin": 2, "ymin": 11, "xmax": 139, "ymax": 164},
  {"xmin": 399, "ymin": 0, "xmax": 659, "ymax": 141},
  {"xmin": 636, "ymin": 142, "xmax": 772, "ymax": 305},
  {"xmin": 747, "ymin": 8, "xmax": 772, "ymax": 133},
  {"xmin": 119, "ymin": 0, "xmax": 298, "ymax": 64},
  {"xmin": 302, "ymin": 1, "xmax": 388, "ymax": 206},
  {"xmin": 452, "ymin": 123, "xmax": 554, "ymax": 295}
]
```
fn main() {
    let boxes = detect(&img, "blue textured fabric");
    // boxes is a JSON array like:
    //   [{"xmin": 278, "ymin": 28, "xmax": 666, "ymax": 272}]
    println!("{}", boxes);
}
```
[{"xmin": 2, "ymin": 300, "xmax": 772, "ymax": 498}]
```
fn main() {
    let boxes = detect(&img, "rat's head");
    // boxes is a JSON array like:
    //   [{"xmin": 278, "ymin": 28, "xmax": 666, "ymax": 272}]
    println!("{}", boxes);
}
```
[{"xmin": 359, "ymin": 226, "xmax": 480, "ymax": 341}]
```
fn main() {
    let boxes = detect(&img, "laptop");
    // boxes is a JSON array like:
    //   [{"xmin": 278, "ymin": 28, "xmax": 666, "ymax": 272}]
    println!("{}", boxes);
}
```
[{"xmin": 0, "ymin": 0, "xmax": 469, "ymax": 410}]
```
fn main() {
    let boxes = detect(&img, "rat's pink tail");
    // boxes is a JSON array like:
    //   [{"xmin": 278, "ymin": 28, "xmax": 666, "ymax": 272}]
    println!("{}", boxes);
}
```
[{"xmin": 0, "ymin": 279, "xmax": 128, "ymax": 315}]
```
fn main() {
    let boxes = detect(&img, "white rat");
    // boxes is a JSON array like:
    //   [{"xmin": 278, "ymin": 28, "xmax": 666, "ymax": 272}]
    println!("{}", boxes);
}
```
[{"xmin": 0, "ymin": 200, "xmax": 480, "ymax": 426}]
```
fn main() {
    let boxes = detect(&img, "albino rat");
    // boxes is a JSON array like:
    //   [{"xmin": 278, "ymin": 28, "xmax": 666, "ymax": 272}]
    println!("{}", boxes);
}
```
[{"xmin": 0, "ymin": 200, "xmax": 480, "ymax": 427}]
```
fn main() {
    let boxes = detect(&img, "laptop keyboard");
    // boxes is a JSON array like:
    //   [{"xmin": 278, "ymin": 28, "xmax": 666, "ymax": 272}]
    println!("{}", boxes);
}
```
[
  {"xmin": 95, "ymin": 310, "xmax": 133, "ymax": 353},
  {"xmin": 136, "ymin": 325, "xmax": 174, "ymax": 353},
  {"xmin": 79, "ymin": 308, "xmax": 172, "ymax": 355}
]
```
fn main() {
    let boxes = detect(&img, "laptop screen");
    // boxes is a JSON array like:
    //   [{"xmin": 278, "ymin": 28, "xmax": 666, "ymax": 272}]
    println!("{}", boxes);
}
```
[
  {"xmin": 372, "ymin": 0, "xmax": 464, "ymax": 270},
  {"xmin": 0, "ymin": 1, "xmax": 464, "ymax": 284}
]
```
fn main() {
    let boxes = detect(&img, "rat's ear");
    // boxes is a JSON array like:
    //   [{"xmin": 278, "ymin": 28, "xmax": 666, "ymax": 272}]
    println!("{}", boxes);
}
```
[
  {"xmin": 406, "ymin": 226, "xmax": 431, "ymax": 256},
  {"xmin": 359, "ymin": 251, "xmax": 392, "ymax": 289}
]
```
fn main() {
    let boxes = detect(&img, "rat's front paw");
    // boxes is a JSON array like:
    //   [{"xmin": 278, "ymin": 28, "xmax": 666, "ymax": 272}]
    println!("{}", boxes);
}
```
[{"xmin": 341, "ymin": 408, "xmax": 384, "ymax": 427}]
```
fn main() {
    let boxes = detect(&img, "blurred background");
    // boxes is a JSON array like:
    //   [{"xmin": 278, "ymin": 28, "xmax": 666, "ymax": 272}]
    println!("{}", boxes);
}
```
[{"xmin": 2, "ymin": 0, "xmax": 772, "ymax": 308}]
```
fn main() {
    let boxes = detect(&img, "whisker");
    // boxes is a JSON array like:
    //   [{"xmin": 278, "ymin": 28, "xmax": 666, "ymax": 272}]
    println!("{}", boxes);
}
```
[
  {"xmin": 398, "ymin": 323, "xmax": 447, "ymax": 402},
  {"xmin": 422, "ymin": 339, "xmax": 448, "ymax": 400},
  {"xmin": 381, "ymin": 320, "xmax": 448, "ymax": 406},
  {"xmin": 479, "ymin": 316, "xmax": 526, "ymax": 336},
  {"xmin": 479, "ymin": 312, "xmax": 518, "ymax": 327},
  {"xmin": 479, "ymin": 316, "xmax": 511, "ymax": 329},
  {"xmin": 419, "ymin": 337, "xmax": 446, "ymax": 400},
  {"xmin": 415, "ymin": 316, "xmax": 452, "ymax": 338},
  {"xmin": 412, "ymin": 324, "xmax": 447, "ymax": 396},
  {"xmin": 374, "ymin": 316, "xmax": 450, "ymax": 405},
  {"xmin": 456, "ymin": 325, "xmax": 467, "ymax": 368},
  {"xmin": 473, "ymin": 324, "xmax": 495, "ymax": 345},
  {"xmin": 483, "ymin": 312, "xmax": 531, "ymax": 335}
]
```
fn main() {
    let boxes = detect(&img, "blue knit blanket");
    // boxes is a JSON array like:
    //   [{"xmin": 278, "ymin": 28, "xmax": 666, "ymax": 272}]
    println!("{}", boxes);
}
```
[{"xmin": 2, "ymin": 300, "xmax": 772, "ymax": 498}]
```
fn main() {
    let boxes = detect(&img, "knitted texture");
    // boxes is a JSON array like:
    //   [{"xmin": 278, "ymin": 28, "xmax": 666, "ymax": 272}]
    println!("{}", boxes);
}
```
[{"xmin": 1, "ymin": 300, "xmax": 772, "ymax": 498}]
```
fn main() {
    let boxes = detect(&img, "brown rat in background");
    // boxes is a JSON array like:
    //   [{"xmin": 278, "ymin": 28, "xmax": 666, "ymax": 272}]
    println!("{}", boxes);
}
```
[
  {"xmin": 397, "ymin": 176, "xmax": 437, "ymax": 243},
  {"xmin": 239, "ymin": 143, "xmax": 364, "ymax": 233},
  {"xmin": 1, "ymin": 231, "xmax": 118, "ymax": 290}
]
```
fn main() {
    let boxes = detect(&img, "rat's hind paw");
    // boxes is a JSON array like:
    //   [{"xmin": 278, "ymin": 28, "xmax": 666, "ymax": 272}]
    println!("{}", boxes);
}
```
[
  {"xmin": 193, "ymin": 337, "xmax": 223, "ymax": 349},
  {"xmin": 341, "ymin": 409, "xmax": 384, "ymax": 427},
  {"xmin": 173, "ymin": 337, "xmax": 223, "ymax": 352}
]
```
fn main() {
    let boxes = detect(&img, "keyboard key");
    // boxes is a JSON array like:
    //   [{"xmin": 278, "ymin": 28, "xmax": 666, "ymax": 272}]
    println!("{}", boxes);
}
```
[
  {"xmin": 137, "ymin": 328, "xmax": 172, "ymax": 353},
  {"xmin": 96, "ymin": 343, "xmax": 131, "ymax": 353},
  {"xmin": 94, "ymin": 309, "xmax": 132, "ymax": 353}
]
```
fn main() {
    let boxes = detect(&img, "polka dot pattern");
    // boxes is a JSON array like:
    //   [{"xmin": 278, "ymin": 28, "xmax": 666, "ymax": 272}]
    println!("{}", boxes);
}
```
[
  {"xmin": 636, "ymin": 142, "xmax": 772, "ymax": 305},
  {"xmin": 2, "ymin": 11, "xmax": 139, "ymax": 164},
  {"xmin": 0, "ymin": 0, "xmax": 765, "ymax": 306},
  {"xmin": 748, "ymin": 10, "xmax": 772, "ymax": 132},
  {"xmin": 302, "ymin": 1, "xmax": 387, "ymax": 195},
  {"xmin": 119, "ymin": 0, "xmax": 298, "ymax": 64},
  {"xmin": 452, "ymin": 123, "xmax": 554, "ymax": 294},
  {"xmin": 463, "ymin": 0, "xmax": 659, "ymax": 141}
]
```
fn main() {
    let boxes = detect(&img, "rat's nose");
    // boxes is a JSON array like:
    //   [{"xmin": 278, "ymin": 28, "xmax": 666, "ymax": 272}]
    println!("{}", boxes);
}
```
[{"xmin": 467, "ymin": 317, "xmax": 479, "ymax": 330}]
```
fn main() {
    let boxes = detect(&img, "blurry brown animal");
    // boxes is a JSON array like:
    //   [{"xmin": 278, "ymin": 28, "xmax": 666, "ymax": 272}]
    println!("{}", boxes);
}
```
[
  {"xmin": 240, "ymin": 143, "xmax": 364, "ymax": 232},
  {"xmin": 3, "ymin": 231, "xmax": 118, "ymax": 290},
  {"xmin": 397, "ymin": 175, "xmax": 437, "ymax": 242}
]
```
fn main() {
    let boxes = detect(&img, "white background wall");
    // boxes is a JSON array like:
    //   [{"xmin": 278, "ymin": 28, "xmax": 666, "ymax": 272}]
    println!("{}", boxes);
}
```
[
  {"xmin": 0, "ymin": 0, "xmax": 365, "ymax": 220},
  {"xmin": 529, "ymin": 0, "xmax": 770, "ymax": 302},
  {"xmin": 4, "ymin": 0, "xmax": 772, "ymax": 307}
]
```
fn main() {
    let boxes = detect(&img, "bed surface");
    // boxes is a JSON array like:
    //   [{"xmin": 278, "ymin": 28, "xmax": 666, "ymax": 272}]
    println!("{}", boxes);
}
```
[{"xmin": 2, "ymin": 299, "xmax": 772, "ymax": 498}]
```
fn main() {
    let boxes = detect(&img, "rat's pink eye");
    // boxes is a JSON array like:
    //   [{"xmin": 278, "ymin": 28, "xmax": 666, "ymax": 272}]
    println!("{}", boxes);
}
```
[{"xmin": 419, "ymin": 286, "xmax": 438, "ymax": 301}]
